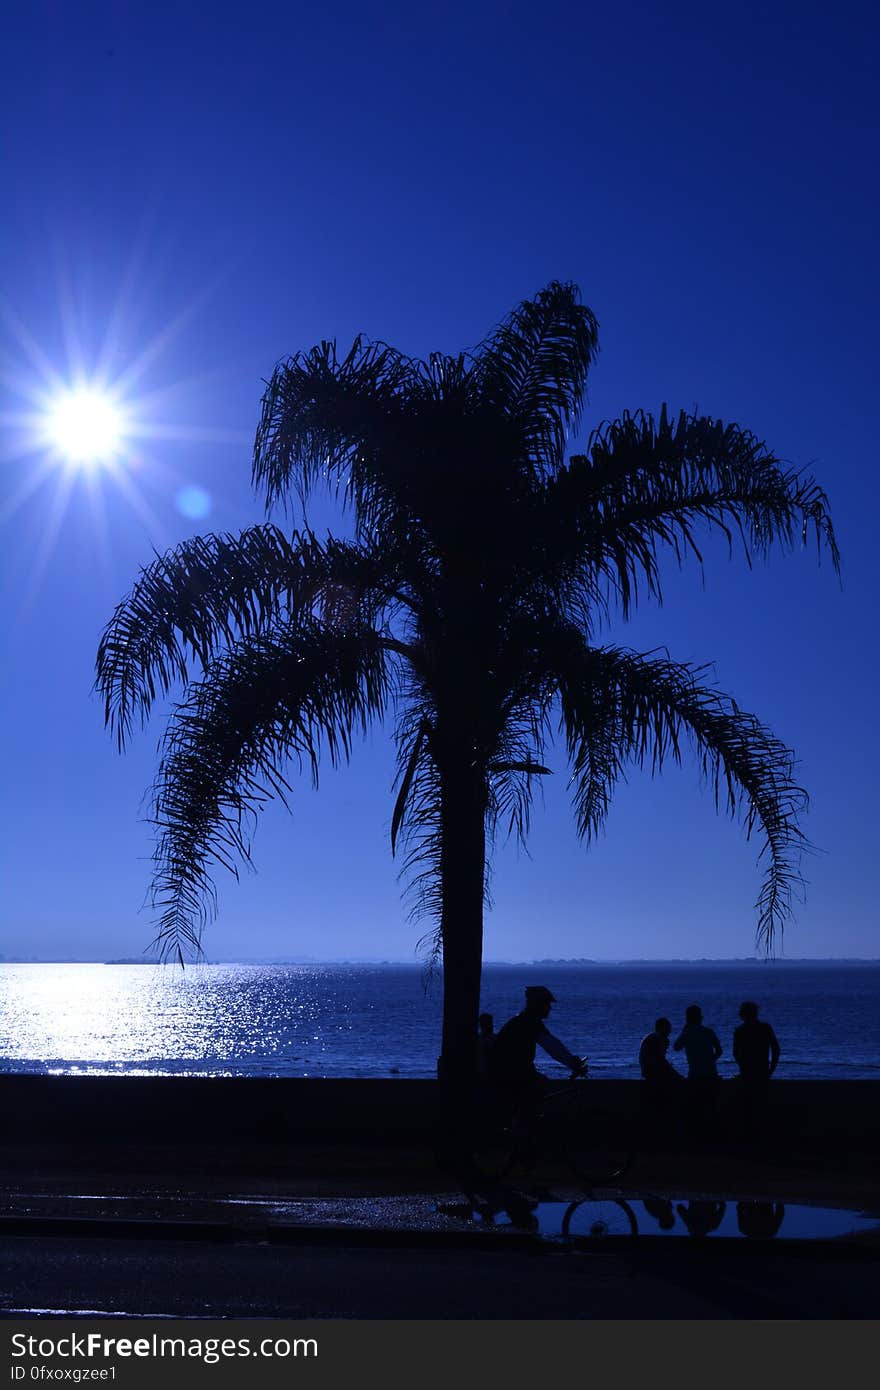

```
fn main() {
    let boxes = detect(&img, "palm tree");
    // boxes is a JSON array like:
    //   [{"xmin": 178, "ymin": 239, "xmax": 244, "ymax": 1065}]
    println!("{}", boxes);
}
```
[{"xmin": 96, "ymin": 282, "xmax": 838, "ymax": 1089}]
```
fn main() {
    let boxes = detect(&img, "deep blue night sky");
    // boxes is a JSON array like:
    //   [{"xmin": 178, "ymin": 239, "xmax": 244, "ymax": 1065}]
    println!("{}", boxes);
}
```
[{"xmin": 1, "ymin": 1, "xmax": 877, "ymax": 961}]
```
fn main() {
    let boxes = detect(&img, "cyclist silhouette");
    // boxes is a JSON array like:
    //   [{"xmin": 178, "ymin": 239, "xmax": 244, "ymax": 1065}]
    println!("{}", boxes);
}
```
[{"xmin": 489, "ymin": 985, "xmax": 585, "ymax": 1091}]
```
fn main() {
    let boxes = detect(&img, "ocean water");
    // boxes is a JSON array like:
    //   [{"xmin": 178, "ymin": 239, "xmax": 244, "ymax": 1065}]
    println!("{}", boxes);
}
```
[{"xmin": 0, "ymin": 961, "xmax": 878, "ymax": 1080}]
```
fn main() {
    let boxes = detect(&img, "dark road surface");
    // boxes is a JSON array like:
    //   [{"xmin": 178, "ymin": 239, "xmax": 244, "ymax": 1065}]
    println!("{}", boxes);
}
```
[{"xmin": 2, "ymin": 1234, "xmax": 878, "ymax": 1319}]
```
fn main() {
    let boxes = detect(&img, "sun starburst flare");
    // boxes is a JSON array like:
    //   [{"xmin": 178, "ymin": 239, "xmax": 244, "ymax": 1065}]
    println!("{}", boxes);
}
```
[
  {"xmin": 1, "ymin": 271, "xmax": 250, "ymax": 618},
  {"xmin": 44, "ymin": 386, "xmax": 128, "ymax": 468}
]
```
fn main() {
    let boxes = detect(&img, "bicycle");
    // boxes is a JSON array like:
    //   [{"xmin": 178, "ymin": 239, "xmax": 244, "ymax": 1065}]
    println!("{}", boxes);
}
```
[{"xmin": 472, "ymin": 1069, "xmax": 636, "ymax": 1189}]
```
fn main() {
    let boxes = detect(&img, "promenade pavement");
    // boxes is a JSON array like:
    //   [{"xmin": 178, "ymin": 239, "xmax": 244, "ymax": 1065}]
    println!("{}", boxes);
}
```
[{"xmin": 0, "ymin": 1140, "xmax": 878, "ymax": 1317}]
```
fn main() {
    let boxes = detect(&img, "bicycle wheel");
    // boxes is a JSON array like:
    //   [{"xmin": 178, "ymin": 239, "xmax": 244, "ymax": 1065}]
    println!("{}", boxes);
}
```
[
  {"xmin": 564, "ymin": 1108, "xmax": 635, "ymax": 1186},
  {"xmin": 561, "ymin": 1197, "xmax": 638, "ymax": 1241}
]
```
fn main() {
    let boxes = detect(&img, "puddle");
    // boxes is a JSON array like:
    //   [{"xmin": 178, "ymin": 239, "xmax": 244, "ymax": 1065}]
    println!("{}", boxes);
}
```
[
  {"xmin": 446, "ymin": 1196, "xmax": 880, "ymax": 1241},
  {"xmin": 6, "ymin": 1189, "xmax": 878, "ymax": 1245}
]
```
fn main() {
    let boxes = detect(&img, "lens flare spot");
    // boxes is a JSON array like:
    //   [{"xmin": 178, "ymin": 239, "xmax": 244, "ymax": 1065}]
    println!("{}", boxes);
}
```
[{"xmin": 176, "ymin": 485, "xmax": 212, "ymax": 520}]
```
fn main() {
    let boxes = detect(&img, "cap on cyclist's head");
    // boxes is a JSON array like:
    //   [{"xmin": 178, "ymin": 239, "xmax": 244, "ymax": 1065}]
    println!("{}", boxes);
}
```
[{"xmin": 525, "ymin": 985, "xmax": 556, "ymax": 1006}]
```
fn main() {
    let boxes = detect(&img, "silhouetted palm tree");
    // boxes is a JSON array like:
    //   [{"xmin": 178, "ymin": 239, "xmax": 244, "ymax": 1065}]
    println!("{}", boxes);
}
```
[{"xmin": 96, "ymin": 283, "xmax": 838, "ymax": 1086}]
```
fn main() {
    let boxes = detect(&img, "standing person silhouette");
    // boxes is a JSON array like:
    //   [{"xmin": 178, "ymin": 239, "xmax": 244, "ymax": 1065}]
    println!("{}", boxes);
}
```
[
  {"xmin": 737, "ymin": 1200, "xmax": 785, "ymax": 1238},
  {"xmin": 733, "ymin": 1001, "xmax": 780, "ymax": 1138},
  {"xmin": 673, "ymin": 1004, "xmax": 723, "ymax": 1137}
]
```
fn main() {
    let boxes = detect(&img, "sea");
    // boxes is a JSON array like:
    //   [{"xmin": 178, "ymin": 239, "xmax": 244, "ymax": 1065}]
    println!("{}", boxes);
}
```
[{"xmin": 0, "ymin": 961, "xmax": 878, "ymax": 1081}]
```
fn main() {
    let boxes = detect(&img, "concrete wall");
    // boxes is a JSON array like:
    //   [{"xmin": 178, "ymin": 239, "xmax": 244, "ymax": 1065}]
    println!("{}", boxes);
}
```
[{"xmin": 2, "ymin": 1075, "xmax": 879, "ymax": 1150}]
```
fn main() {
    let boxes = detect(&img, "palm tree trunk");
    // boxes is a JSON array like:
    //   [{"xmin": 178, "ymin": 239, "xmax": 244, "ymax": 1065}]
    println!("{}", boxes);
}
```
[{"xmin": 437, "ymin": 752, "xmax": 487, "ymax": 1093}]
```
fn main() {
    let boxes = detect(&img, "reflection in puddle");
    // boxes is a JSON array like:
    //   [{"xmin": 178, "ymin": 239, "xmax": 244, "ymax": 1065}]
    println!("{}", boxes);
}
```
[{"xmin": 442, "ymin": 1196, "xmax": 880, "ymax": 1241}]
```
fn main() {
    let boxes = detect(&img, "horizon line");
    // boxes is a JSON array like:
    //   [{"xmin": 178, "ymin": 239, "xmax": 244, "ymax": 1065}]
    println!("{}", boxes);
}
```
[{"xmin": 3, "ymin": 955, "xmax": 879, "ymax": 966}]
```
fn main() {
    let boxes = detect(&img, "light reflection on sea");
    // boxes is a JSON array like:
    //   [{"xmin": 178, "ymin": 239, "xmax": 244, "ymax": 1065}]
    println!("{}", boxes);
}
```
[
  {"xmin": 0, "ymin": 964, "xmax": 378, "ymax": 1077},
  {"xmin": 0, "ymin": 961, "xmax": 878, "ymax": 1079}
]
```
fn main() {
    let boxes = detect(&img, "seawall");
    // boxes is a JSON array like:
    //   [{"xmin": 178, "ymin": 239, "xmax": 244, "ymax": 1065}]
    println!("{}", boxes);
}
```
[{"xmin": 1, "ymin": 1075, "xmax": 878, "ymax": 1150}]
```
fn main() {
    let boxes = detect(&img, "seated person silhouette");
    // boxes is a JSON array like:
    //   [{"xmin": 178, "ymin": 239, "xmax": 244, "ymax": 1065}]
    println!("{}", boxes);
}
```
[
  {"xmin": 476, "ymin": 1012, "xmax": 495, "ymax": 1084},
  {"xmin": 639, "ymin": 1017, "xmax": 680, "ymax": 1082},
  {"xmin": 642, "ymin": 1196, "xmax": 676, "ymax": 1230},
  {"xmin": 488, "ymin": 985, "xmax": 585, "ymax": 1117},
  {"xmin": 639, "ymin": 1016, "xmax": 682, "ymax": 1131}
]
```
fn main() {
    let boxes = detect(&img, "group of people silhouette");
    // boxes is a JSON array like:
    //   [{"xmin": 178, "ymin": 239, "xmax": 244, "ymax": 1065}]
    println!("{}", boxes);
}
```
[
  {"xmin": 643, "ymin": 1196, "xmax": 785, "ymax": 1238},
  {"xmin": 638, "ymin": 1000, "xmax": 780, "ymax": 1136},
  {"xmin": 477, "ymin": 985, "xmax": 780, "ymax": 1138}
]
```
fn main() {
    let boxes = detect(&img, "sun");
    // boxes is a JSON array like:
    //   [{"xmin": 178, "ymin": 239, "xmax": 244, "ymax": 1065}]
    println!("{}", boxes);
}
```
[{"xmin": 45, "ymin": 387, "xmax": 127, "ymax": 468}]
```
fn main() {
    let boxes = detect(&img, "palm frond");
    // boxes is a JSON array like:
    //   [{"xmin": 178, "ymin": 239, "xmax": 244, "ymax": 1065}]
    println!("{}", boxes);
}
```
[
  {"xmin": 484, "ymin": 702, "xmax": 552, "ymax": 848},
  {"xmin": 96, "ymin": 529, "xmax": 401, "ymax": 749},
  {"xmin": 96, "ymin": 526, "xmax": 318, "ymax": 747},
  {"xmin": 473, "ymin": 280, "xmax": 600, "ymax": 476},
  {"xmin": 390, "ymin": 717, "xmax": 429, "ymax": 857},
  {"xmin": 545, "ymin": 407, "xmax": 839, "ymax": 616},
  {"xmin": 148, "ymin": 622, "xmax": 389, "ymax": 960},
  {"xmin": 553, "ymin": 632, "xmax": 809, "ymax": 949},
  {"xmin": 253, "ymin": 335, "xmax": 423, "ymax": 520},
  {"xmin": 391, "ymin": 686, "xmax": 444, "ymax": 933}
]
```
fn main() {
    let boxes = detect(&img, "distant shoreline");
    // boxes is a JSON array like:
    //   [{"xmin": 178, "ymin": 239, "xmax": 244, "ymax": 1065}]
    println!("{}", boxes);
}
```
[{"xmin": 2, "ymin": 957, "xmax": 878, "ymax": 967}]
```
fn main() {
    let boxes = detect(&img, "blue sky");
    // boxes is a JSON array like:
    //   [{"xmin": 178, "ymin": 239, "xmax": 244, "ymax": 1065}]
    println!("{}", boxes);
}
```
[{"xmin": 1, "ymin": 0, "xmax": 877, "ymax": 961}]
